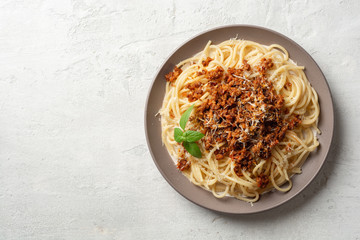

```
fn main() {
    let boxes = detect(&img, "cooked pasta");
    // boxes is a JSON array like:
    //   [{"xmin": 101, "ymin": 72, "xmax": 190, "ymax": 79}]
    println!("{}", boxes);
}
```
[{"xmin": 160, "ymin": 39, "xmax": 319, "ymax": 202}]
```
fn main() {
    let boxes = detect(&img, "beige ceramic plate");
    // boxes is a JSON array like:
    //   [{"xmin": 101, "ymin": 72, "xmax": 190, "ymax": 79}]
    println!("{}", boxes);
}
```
[{"xmin": 145, "ymin": 25, "xmax": 334, "ymax": 214}]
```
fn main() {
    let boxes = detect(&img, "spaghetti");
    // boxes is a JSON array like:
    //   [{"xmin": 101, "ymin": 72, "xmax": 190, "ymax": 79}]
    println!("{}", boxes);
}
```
[{"xmin": 160, "ymin": 39, "xmax": 320, "ymax": 202}]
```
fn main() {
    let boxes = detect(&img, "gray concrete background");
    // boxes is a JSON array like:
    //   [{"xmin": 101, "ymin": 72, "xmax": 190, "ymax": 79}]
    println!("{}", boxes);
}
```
[{"xmin": 0, "ymin": 0, "xmax": 359, "ymax": 239}]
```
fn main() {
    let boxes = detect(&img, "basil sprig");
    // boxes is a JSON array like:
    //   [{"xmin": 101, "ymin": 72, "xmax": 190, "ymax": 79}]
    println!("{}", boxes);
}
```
[{"xmin": 174, "ymin": 104, "xmax": 204, "ymax": 158}]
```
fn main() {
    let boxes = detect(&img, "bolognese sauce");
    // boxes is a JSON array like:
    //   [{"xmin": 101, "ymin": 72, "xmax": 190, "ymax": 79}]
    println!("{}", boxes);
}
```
[{"xmin": 167, "ymin": 58, "xmax": 301, "ymax": 188}]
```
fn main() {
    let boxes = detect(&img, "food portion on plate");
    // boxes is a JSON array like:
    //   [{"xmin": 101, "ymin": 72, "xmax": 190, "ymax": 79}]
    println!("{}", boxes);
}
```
[{"xmin": 160, "ymin": 39, "xmax": 320, "ymax": 202}]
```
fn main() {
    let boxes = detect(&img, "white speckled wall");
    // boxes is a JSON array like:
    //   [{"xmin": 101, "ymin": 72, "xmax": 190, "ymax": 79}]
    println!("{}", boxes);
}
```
[{"xmin": 0, "ymin": 0, "xmax": 359, "ymax": 239}]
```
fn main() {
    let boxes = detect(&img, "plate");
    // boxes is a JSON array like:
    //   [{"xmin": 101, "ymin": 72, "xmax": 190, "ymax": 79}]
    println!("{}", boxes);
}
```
[{"xmin": 144, "ymin": 25, "xmax": 334, "ymax": 214}]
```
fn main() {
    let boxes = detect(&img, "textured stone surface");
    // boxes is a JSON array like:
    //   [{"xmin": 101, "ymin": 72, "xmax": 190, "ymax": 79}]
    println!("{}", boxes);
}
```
[{"xmin": 0, "ymin": 0, "xmax": 359, "ymax": 239}]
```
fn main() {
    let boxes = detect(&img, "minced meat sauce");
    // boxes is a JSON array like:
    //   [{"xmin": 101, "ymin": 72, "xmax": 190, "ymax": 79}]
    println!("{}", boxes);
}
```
[{"xmin": 165, "ymin": 58, "xmax": 301, "ymax": 188}]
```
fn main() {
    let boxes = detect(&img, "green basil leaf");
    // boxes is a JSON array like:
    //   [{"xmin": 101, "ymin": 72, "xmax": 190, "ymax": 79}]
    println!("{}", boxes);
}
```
[
  {"xmin": 183, "ymin": 142, "xmax": 202, "ymax": 158},
  {"xmin": 174, "ymin": 128, "xmax": 184, "ymax": 143},
  {"xmin": 183, "ymin": 131, "xmax": 204, "ymax": 142},
  {"xmin": 179, "ymin": 104, "xmax": 194, "ymax": 130}
]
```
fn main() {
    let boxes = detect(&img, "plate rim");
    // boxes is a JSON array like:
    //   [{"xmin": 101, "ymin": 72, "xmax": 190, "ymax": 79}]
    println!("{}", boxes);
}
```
[{"xmin": 144, "ymin": 24, "xmax": 335, "ymax": 214}]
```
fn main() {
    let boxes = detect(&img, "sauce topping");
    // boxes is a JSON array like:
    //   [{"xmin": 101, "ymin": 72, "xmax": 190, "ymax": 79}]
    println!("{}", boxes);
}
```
[{"xmin": 166, "ymin": 58, "xmax": 301, "ymax": 188}]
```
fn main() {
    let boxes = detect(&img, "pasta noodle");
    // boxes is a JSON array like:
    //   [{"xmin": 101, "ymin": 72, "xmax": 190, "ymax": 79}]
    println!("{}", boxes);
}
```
[{"xmin": 160, "ymin": 39, "xmax": 319, "ymax": 202}]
